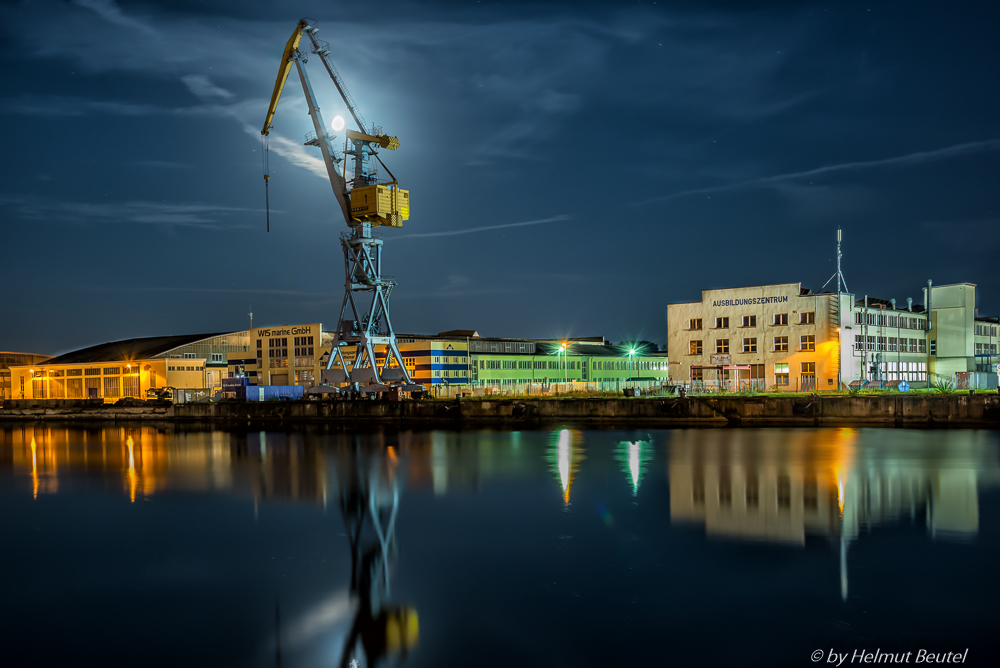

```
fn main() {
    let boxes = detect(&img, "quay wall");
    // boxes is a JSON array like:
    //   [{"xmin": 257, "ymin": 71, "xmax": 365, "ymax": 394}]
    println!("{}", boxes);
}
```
[{"xmin": 1, "ymin": 395, "xmax": 999, "ymax": 426}]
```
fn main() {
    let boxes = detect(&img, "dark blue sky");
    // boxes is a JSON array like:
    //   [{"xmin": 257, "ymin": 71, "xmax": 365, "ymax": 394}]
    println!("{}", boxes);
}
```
[{"xmin": 2, "ymin": 0, "xmax": 998, "ymax": 355}]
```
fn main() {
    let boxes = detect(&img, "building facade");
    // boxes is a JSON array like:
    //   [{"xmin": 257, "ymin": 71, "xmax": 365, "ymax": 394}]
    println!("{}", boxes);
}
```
[
  {"xmin": 668, "ymin": 283, "xmax": 840, "ymax": 391},
  {"xmin": 669, "ymin": 281, "xmax": 997, "ymax": 390},
  {"xmin": 1, "ymin": 351, "xmax": 53, "ymax": 401}
]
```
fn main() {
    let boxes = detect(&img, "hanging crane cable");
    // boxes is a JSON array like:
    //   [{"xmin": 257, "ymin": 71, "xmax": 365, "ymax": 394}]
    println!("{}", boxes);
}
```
[{"xmin": 261, "ymin": 134, "xmax": 270, "ymax": 232}]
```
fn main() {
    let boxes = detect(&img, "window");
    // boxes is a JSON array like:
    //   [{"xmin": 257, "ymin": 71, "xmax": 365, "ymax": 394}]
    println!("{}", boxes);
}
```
[
  {"xmin": 690, "ymin": 340, "xmax": 703, "ymax": 355},
  {"xmin": 742, "ymin": 338, "xmax": 757, "ymax": 353},
  {"xmin": 715, "ymin": 317, "xmax": 729, "ymax": 329},
  {"xmin": 692, "ymin": 368, "xmax": 703, "ymax": 381},
  {"xmin": 741, "ymin": 315, "xmax": 756, "ymax": 327},
  {"xmin": 183, "ymin": 353, "xmax": 196, "ymax": 359},
  {"xmin": 801, "ymin": 362, "xmax": 815, "ymax": 377},
  {"xmin": 773, "ymin": 336, "xmax": 788, "ymax": 352},
  {"xmin": 800, "ymin": 335, "xmax": 815, "ymax": 351},
  {"xmin": 888, "ymin": 337, "xmax": 897, "ymax": 352},
  {"xmin": 929, "ymin": 339, "xmax": 936, "ymax": 356},
  {"xmin": 716, "ymin": 339, "xmax": 729, "ymax": 354},
  {"xmin": 799, "ymin": 312, "xmax": 815, "ymax": 324},
  {"xmin": 773, "ymin": 313, "xmax": 788, "ymax": 326},
  {"xmin": 689, "ymin": 318, "xmax": 702, "ymax": 330},
  {"xmin": 774, "ymin": 363, "xmax": 789, "ymax": 386},
  {"xmin": 876, "ymin": 336, "xmax": 886, "ymax": 352},
  {"xmin": 919, "ymin": 339, "xmax": 927, "ymax": 354},
  {"xmin": 211, "ymin": 353, "xmax": 223, "ymax": 363},
  {"xmin": 908, "ymin": 338, "xmax": 917, "ymax": 353}
]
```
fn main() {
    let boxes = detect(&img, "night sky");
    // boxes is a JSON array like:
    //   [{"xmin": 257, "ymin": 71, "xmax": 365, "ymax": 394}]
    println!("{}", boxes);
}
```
[{"xmin": 2, "ymin": 0, "xmax": 998, "ymax": 356}]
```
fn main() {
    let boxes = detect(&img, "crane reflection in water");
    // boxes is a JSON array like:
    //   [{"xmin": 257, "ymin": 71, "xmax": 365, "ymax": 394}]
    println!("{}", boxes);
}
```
[
  {"xmin": 275, "ymin": 439, "xmax": 419, "ymax": 668},
  {"xmin": 333, "ymin": 444, "xmax": 418, "ymax": 667}
]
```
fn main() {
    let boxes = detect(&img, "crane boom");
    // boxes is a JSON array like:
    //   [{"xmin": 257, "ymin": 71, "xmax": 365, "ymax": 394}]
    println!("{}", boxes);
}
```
[{"xmin": 261, "ymin": 19, "xmax": 308, "ymax": 136}]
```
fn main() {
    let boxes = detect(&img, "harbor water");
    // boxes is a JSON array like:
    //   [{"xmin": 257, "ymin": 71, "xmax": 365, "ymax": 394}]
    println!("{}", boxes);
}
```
[{"xmin": 1, "ymin": 425, "xmax": 998, "ymax": 667}]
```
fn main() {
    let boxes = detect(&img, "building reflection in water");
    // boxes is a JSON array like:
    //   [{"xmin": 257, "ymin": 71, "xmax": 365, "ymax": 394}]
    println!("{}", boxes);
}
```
[
  {"xmin": 668, "ymin": 428, "xmax": 1000, "ymax": 599},
  {"xmin": 0, "ymin": 426, "xmax": 545, "ymax": 508}
]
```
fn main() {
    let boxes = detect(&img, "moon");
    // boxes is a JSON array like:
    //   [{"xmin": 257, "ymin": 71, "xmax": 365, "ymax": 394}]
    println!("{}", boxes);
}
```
[{"xmin": 331, "ymin": 115, "xmax": 345, "ymax": 132}]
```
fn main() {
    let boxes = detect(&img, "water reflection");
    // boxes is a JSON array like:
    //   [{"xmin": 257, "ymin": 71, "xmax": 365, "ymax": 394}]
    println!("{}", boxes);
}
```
[
  {"xmin": 334, "ymin": 445, "xmax": 418, "ymax": 665},
  {"xmin": 1, "ymin": 425, "xmax": 999, "ymax": 666},
  {"xmin": 544, "ymin": 429, "xmax": 585, "ymax": 504},
  {"xmin": 615, "ymin": 439, "xmax": 654, "ymax": 496},
  {"xmin": 667, "ymin": 428, "xmax": 1000, "ymax": 598}
]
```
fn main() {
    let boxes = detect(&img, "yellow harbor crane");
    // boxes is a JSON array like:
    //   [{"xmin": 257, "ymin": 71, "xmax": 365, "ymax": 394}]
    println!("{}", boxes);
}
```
[
  {"xmin": 260, "ymin": 18, "xmax": 408, "ymax": 229},
  {"xmin": 260, "ymin": 18, "xmax": 415, "ymax": 389}
]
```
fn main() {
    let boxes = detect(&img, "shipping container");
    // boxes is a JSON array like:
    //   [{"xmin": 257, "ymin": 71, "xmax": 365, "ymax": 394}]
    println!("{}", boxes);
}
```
[{"xmin": 245, "ymin": 385, "xmax": 305, "ymax": 402}]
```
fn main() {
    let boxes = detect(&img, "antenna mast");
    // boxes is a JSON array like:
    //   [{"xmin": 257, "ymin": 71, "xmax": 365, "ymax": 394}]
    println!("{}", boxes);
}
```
[{"xmin": 821, "ymin": 227, "xmax": 849, "ymax": 293}]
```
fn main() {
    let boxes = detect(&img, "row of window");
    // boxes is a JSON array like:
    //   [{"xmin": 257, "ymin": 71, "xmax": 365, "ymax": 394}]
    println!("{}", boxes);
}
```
[
  {"xmin": 975, "ymin": 343, "xmax": 998, "ymax": 355},
  {"xmin": 689, "ymin": 313, "xmax": 815, "ymax": 330},
  {"xmin": 853, "ymin": 312, "xmax": 927, "ymax": 329},
  {"xmin": 689, "ymin": 336, "xmax": 815, "ymax": 355},
  {"xmin": 167, "ymin": 366, "xmax": 200, "ymax": 372},
  {"xmin": 975, "ymin": 324, "xmax": 998, "ymax": 337},
  {"xmin": 853, "ymin": 336, "xmax": 927, "ymax": 353},
  {"xmin": 432, "ymin": 356, "xmax": 466, "ymax": 364}
]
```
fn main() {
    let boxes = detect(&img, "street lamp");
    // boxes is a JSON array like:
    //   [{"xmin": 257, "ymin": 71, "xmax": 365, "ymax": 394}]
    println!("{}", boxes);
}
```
[
  {"xmin": 560, "ymin": 343, "xmax": 567, "ymax": 383},
  {"xmin": 629, "ymin": 347, "xmax": 637, "ymax": 381}
]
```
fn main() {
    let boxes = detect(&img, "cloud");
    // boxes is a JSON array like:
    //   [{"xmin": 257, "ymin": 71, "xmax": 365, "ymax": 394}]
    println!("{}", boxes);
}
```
[
  {"xmin": 81, "ymin": 286, "xmax": 322, "ymax": 296},
  {"xmin": 638, "ymin": 139, "xmax": 1000, "ymax": 205},
  {"xmin": 395, "ymin": 214, "xmax": 570, "ymax": 239},
  {"xmin": 2, "ymin": 196, "xmax": 261, "ymax": 229},
  {"xmin": 72, "ymin": 0, "xmax": 153, "ymax": 34},
  {"xmin": 181, "ymin": 74, "xmax": 234, "ymax": 100}
]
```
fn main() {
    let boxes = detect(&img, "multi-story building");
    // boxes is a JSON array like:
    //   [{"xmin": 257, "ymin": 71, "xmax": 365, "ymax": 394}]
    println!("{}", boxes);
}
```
[{"xmin": 668, "ymin": 281, "xmax": 997, "ymax": 390}]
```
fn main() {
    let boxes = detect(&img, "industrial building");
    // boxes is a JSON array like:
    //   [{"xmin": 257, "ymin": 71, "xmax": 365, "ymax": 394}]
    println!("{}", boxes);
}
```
[
  {"xmin": 5, "ymin": 333, "xmax": 248, "ymax": 402},
  {"xmin": 667, "ymin": 281, "xmax": 998, "ymax": 390},
  {"xmin": 1, "ymin": 351, "xmax": 53, "ymax": 401},
  {"xmin": 6, "ymin": 324, "xmax": 668, "ymax": 402}
]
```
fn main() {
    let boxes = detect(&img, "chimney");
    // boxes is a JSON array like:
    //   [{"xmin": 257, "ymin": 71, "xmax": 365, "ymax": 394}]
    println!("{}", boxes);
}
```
[{"xmin": 907, "ymin": 297, "xmax": 913, "ymax": 312}]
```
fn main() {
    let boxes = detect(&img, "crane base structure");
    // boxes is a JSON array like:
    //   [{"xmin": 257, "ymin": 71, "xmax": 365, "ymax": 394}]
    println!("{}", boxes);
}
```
[{"xmin": 321, "ymin": 223, "xmax": 411, "ymax": 386}]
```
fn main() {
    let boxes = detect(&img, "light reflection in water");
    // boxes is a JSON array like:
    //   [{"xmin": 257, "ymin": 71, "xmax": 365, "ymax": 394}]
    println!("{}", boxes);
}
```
[
  {"xmin": 546, "ymin": 429, "xmax": 585, "ymax": 505},
  {"xmin": 126, "ymin": 436, "xmax": 136, "ymax": 503},
  {"xmin": 615, "ymin": 439, "xmax": 654, "ymax": 496},
  {"xmin": 30, "ymin": 437, "xmax": 38, "ymax": 500}
]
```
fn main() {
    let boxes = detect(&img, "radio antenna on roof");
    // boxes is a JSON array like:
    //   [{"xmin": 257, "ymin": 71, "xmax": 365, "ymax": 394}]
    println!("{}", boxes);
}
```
[{"xmin": 820, "ymin": 227, "xmax": 849, "ymax": 294}]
